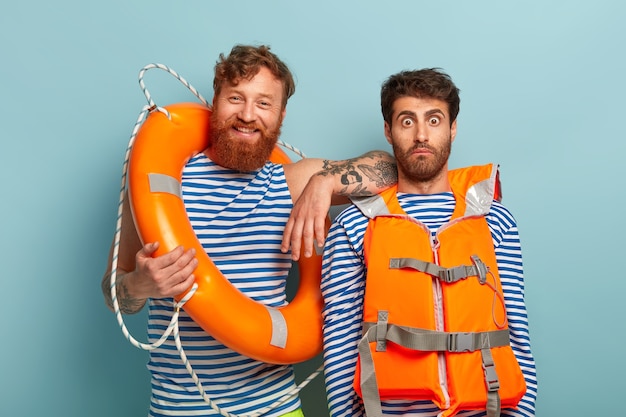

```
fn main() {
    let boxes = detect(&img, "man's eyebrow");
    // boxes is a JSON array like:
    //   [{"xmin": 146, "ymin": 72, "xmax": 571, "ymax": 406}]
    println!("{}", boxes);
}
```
[
  {"xmin": 425, "ymin": 108, "xmax": 447, "ymax": 119},
  {"xmin": 257, "ymin": 92, "xmax": 276, "ymax": 101},
  {"xmin": 396, "ymin": 110, "xmax": 417, "ymax": 120},
  {"xmin": 395, "ymin": 108, "xmax": 446, "ymax": 120},
  {"xmin": 225, "ymin": 87, "xmax": 277, "ymax": 101}
]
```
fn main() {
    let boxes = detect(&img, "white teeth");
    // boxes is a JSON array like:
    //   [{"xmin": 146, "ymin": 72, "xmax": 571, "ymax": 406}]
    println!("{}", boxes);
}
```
[{"xmin": 236, "ymin": 127, "xmax": 255, "ymax": 133}]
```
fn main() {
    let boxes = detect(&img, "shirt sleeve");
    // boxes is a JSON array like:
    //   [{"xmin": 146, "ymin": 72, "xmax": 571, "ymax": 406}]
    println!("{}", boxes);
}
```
[
  {"xmin": 490, "ymin": 205, "xmax": 538, "ymax": 416},
  {"xmin": 321, "ymin": 215, "xmax": 368, "ymax": 417}
]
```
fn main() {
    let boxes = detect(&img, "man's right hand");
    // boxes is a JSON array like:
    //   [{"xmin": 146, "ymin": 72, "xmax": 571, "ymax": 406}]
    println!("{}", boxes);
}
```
[{"xmin": 128, "ymin": 242, "xmax": 198, "ymax": 300}]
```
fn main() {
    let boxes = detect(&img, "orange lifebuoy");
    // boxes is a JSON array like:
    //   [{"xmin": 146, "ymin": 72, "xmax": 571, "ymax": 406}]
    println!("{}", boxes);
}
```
[{"xmin": 128, "ymin": 102, "xmax": 324, "ymax": 364}]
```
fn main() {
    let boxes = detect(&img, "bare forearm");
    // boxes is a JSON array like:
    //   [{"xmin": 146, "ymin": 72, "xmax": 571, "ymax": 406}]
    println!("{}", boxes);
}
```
[
  {"xmin": 280, "ymin": 151, "xmax": 397, "ymax": 259},
  {"xmin": 101, "ymin": 270, "xmax": 147, "ymax": 314},
  {"xmin": 318, "ymin": 150, "xmax": 397, "ymax": 197}
]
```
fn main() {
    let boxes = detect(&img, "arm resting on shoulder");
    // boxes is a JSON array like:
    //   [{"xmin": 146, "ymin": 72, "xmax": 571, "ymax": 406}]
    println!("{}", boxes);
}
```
[{"xmin": 282, "ymin": 150, "xmax": 397, "ymax": 260}]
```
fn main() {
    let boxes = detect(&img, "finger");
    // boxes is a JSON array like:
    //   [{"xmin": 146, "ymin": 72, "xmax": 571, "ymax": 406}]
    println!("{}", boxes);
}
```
[
  {"xmin": 139, "ymin": 244, "xmax": 184, "ymax": 269},
  {"xmin": 173, "ymin": 276, "xmax": 196, "ymax": 296},
  {"xmin": 301, "ymin": 218, "xmax": 315, "ymax": 259},
  {"xmin": 281, "ymin": 217, "xmax": 295, "ymax": 253},
  {"xmin": 161, "ymin": 247, "xmax": 196, "ymax": 277},
  {"xmin": 313, "ymin": 215, "xmax": 328, "ymax": 251},
  {"xmin": 159, "ymin": 252, "xmax": 198, "ymax": 297},
  {"xmin": 139, "ymin": 241, "xmax": 160, "ymax": 258},
  {"xmin": 173, "ymin": 258, "xmax": 198, "ymax": 292},
  {"xmin": 178, "ymin": 247, "xmax": 197, "ymax": 263},
  {"xmin": 289, "ymin": 218, "xmax": 305, "ymax": 261}
]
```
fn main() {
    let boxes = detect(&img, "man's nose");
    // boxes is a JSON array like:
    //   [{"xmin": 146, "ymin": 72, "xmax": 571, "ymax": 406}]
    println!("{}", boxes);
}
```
[
  {"xmin": 238, "ymin": 102, "xmax": 256, "ymax": 122},
  {"xmin": 415, "ymin": 122, "xmax": 428, "ymax": 142}
]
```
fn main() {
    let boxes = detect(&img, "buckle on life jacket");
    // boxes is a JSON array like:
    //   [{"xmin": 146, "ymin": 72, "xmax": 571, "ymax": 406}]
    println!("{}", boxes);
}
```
[
  {"xmin": 448, "ymin": 332, "xmax": 474, "ymax": 352},
  {"xmin": 438, "ymin": 266, "xmax": 468, "ymax": 283},
  {"xmin": 482, "ymin": 350, "xmax": 501, "ymax": 391}
]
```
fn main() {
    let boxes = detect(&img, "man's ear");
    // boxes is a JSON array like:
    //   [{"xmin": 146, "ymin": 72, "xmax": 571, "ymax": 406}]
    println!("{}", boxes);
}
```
[
  {"xmin": 384, "ymin": 121, "xmax": 392, "ymax": 144},
  {"xmin": 451, "ymin": 119, "xmax": 457, "ymax": 142}
]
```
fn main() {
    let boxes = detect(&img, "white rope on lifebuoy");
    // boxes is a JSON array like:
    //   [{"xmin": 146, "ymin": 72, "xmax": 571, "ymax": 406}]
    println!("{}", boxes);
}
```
[{"xmin": 109, "ymin": 63, "xmax": 322, "ymax": 417}]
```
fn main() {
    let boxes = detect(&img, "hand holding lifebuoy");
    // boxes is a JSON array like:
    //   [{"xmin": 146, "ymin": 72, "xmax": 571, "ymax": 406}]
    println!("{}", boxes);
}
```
[{"xmin": 130, "ymin": 243, "xmax": 198, "ymax": 299}]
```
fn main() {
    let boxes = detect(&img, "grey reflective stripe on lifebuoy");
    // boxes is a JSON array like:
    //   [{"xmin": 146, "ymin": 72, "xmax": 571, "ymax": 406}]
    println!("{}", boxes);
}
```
[
  {"xmin": 148, "ymin": 173, "xmax": 182, "ymax": 199},
  {"xmin": 266, "ymin": 307, "xmax": 288, "ymax": 348}
]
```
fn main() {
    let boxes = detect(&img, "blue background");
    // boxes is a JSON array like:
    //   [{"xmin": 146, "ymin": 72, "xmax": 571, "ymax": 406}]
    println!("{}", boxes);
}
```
[{"xmin": 1, "ymin": 1, "xmax": 624, "ymax": 416}]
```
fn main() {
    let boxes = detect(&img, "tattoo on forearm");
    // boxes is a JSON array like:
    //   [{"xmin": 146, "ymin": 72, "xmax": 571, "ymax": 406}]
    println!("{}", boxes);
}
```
[
  {"xmin": 319, "ymin": 151, "xmax": 398, "ymax": 196},
  {"xmin": 101, "ymin": 272, "xmax": 145, "ymax": 314}
]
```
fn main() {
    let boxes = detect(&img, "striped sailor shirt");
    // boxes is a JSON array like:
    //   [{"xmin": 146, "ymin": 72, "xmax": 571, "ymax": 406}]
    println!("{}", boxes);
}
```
[{"xmin": 146, "ymin": 153, "xmax": 301, "ymax": 417}]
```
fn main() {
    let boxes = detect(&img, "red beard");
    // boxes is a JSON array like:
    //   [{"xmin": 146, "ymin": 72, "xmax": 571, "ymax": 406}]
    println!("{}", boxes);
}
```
[{"xmin": 209, "ymin": 112, "xmax": 282, "ymax": 172}]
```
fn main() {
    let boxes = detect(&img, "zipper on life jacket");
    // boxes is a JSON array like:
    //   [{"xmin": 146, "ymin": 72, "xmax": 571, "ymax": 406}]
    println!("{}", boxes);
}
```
[{"xmin": 431, "ymin": 234, "xmax": 451, "ymax": 410}]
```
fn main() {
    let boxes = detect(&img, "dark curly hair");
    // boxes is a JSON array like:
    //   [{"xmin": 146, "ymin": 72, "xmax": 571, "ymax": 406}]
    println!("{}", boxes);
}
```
[{"xmin": 381, "ymin": 68, "xmax": 460, "ymax": 127}]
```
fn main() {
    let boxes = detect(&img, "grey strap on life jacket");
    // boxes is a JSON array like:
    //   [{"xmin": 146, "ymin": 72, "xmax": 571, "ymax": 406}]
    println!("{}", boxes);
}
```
[
  {"xmin": 358, "ymin": 318, "xmax": 510, "ymax": 417},
  {"xmin": 389, "ymin": 254, "xmax": 488, "ymax": 284},
  {"xmin": 482, "ymin": 347, "xmax": 502, "ymax": 417},
  {"xmin": 357, "ymin": 312, "xmax": 387, "ymax": 417}
]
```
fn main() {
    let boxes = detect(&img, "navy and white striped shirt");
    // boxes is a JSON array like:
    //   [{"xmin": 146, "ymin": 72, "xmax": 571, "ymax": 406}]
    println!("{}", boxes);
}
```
[
  {"xmin": 146, "ymin": 153, "xmax": 301, "ymax": 417},
  {"xmin": 321, "ymin": 193, "xmax": 537, "ymax": 417}
]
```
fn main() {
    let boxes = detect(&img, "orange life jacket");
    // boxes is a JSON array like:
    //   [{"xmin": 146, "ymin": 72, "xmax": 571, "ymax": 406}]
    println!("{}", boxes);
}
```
[{"xmin": 352, "ymin": 164, "xmax": 526, "ymax": 417}]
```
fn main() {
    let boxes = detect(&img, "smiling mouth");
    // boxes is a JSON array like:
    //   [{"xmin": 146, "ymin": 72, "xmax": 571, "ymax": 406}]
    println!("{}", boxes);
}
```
[
  {"xmin": 234, "ymin": 126, "xmax": 258, "ymax": 134},
  {"xmin": 230, "ymin": 125, "xmax": 261, "ymax": 140}
]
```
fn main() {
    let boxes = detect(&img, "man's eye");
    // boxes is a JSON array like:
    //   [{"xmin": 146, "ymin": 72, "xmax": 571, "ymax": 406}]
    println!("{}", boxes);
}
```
[
  {"xmin": 429, "ymin": 117, "xmax": 440, "ymax": 125},
  {"xmin": 402, "ymin": 118, "xmax": 413, "ymax": 127}
]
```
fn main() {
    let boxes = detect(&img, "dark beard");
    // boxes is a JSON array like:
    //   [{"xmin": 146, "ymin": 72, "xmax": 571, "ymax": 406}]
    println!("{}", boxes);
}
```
[
  {"xmin": 393, "ymin": 140, "xmax": 451, "ymax": 183},
  {"xmin": 209, "ymin": 113, "xmax": 281, "ymax": 172}
]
